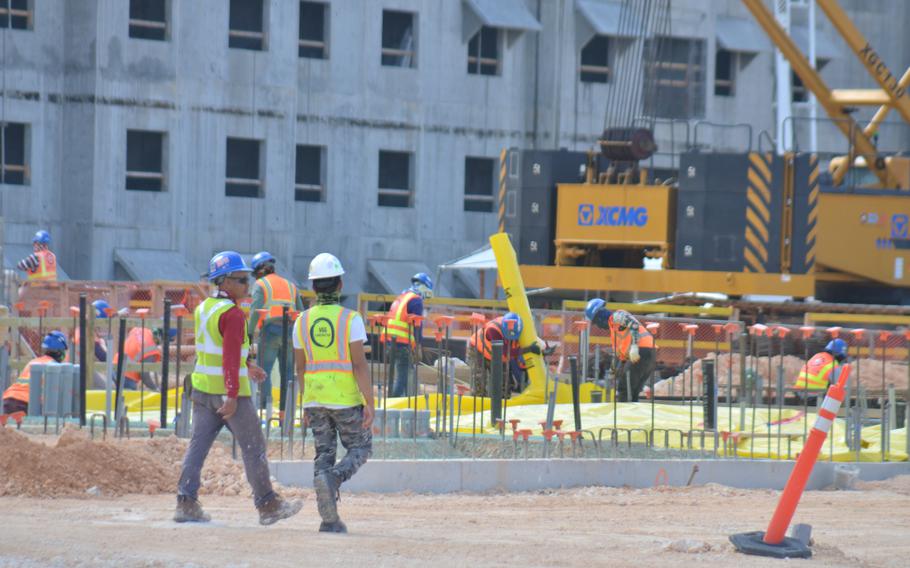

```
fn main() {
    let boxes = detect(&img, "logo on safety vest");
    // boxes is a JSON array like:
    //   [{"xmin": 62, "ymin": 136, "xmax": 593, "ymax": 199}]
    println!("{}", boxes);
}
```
[
  {"xmin": 577, "ymin": 204, "xmax": 648, "ymax": 227},
  {"xmin": 309, "ymin": 317, "xmax": 335, "ymax": 348}
]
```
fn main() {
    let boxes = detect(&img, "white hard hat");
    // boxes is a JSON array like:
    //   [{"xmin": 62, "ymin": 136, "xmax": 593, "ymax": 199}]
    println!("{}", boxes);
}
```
[{"xmin": 308, "ymin": 252, "xmax": 345, "ymax": 280}]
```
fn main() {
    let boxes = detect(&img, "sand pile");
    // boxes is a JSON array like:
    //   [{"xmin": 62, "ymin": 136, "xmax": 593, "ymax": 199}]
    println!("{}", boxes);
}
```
[
  {"xmin": 650, "ymin": 353, "xmax": 908, "ymax": 397},
  {"xmin": 0, "ymin": 426, "xmax": 257, "ymax": 498}
]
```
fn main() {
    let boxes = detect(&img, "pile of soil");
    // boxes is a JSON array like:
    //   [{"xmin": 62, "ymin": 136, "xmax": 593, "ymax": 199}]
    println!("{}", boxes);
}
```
[
  {"xmin": 0, "ymin": 426, "xmax": 261, "ymax": 498},
  {"xmin": 651, "ymin": 353, "xmax": 907, "ymax": 397}
]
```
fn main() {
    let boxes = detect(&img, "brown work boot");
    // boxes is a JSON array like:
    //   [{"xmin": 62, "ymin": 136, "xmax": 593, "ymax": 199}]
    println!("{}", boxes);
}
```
[
  {"xmin": 258, "ymin": 494, "xmax": 303, "ymax": 526},
  {"xmin": 174, "ymin": 496, "xmax": 211, "ymax": 523},
  {"xmin": 313, "ymin": 470, "xmax": 341, "ymax": 524}
]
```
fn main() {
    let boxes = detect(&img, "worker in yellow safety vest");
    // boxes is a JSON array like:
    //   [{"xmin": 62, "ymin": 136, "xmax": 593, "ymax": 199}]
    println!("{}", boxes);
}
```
[
  {"xmin": 2, "ymin": 332, "xmax": 67, "ymax": 415},
  {"xmin": 16, "ymin": 230, "xmax": 57, "ymax": 282},
  {"xmin": 175, "ymin": 251, "xmax": 301, "ymax": 525},
  {"xmin": 794, "ymin": 338, "xmax": 849, "ymax": 393},
  {"xmin": 383, "ymin": 272, "xmax": 433, "ymax": 398},
  {"xmin": 586, "ymin": 299, "xmax": 656, "ymax": 402},
  {"xmin": 294, "ymin": 252, "xmax": 374, "ymax": 534},
  {"xmin": 248, "ymin": 251, "xmax": 305, "ymax": 408}
]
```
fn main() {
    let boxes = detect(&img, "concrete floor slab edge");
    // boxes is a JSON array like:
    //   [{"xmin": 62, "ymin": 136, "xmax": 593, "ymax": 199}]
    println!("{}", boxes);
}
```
[{"xmin": 271, "ymin": 459, "xmax": 910, "ymax": 494}]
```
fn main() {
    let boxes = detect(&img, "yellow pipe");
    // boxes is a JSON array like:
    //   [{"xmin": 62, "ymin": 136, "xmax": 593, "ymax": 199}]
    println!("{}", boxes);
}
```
[{"xmin": 489, "ymin": 233, "xmax": 547, "ymax": 393}]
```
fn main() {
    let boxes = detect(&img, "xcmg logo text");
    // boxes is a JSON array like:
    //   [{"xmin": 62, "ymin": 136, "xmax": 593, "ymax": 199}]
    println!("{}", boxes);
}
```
[{"xmin": 577, "ymin": 204, "xmax": 648, "ymax": 227}]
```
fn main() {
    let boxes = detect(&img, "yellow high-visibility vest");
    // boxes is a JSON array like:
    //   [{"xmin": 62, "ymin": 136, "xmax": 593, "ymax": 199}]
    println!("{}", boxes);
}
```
[
  {"xmin": 295, "ymin": 304, "xmax": 363, "ymax": 407},
  {"xmin": 191, "ymin": 297, "xmax": 251, "ymax": 396}
]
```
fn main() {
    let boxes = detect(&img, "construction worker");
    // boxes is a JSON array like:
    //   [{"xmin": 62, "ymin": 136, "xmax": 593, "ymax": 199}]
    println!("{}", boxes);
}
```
[
  {"xmin": 16, "ymin": 230, "xmax": 57, "ymax": 282},
  {"xmin": 2, "ymin": 332, "xmax": 67, "ymax": 414},
  {"xmin": 468, "ymin": 312, "xmax": 544, "ymax": 395},
  {"xmin": 73, "ymin": 299, "xmax": 112, "ymax": 388},
  {"xmin": 248, "ymin": 251, "xmax": 305, "ymax": 408},
  {"xmin": 384, "ymin": 273, "xmax": 433, "ymax": 397},
  {"xmin": 585, "ymin": 299, "xmax": 656, "ymax": 402},
  {"xmin": 113, "ymin": 326, "xmax": 162, "ymax": 391},
  {"xmin": 794, "ymin": 338, "xmax": 849, "ymax": 396},
  {"xmin": 175, "ymin": 251, "xmax": 302, "ymax": 525},
  {"xmin": 294, "ymin": 253, "xmax": 374, "ymax": 533}
]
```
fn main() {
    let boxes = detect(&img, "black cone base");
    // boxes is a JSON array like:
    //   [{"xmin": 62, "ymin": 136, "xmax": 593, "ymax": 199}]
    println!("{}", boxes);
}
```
[{"xmin": 729, "ymin": 531, "xmax": 811, "ymax": 559}]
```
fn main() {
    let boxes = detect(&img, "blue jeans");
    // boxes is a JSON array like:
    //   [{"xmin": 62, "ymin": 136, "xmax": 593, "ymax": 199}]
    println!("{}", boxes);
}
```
[
  {"xmin": 258, "ymin": 322, "xmax": 294, "ymax": 407},
  {"xmin": 388, "ymin": 342, "xmax": 413, "ymax": 398}
]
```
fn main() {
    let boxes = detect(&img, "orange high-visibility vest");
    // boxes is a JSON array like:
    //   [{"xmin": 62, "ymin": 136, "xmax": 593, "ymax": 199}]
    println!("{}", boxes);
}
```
[
  {"xmin": 609, "ymin": 313, "xmax": 654, "ymax": 361},
  {"xmin": 383, "ymin": 291, "xmax": 419, "ymax": 345},
  {"xmin": 2, "ymin": 355, "xmax": 56, "ymax": 403},
  {"xmin": 27, "ymin": 250, "xmax": 57, "ymax": 282},
  {"xmin": 255, "ymin": 273, "xmax": 298, "ymax": 326},
  {"xmin": 113, "ymin": 328, "xmax": 160, "ymax": 384},
  {"xmin": 794, "ymin": 351, "xmax": 846, "ymax": 392},
  {"xmin": 469, "ymin": 317, "xmax": 523, "ymax": 366}
]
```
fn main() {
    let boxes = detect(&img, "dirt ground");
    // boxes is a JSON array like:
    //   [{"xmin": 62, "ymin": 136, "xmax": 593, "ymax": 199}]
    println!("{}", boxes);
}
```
[
  {"xmin": 2, "ymin": 427, "xmax": 910, "ymax": 567},
  {"xmin": 1, "ymin": 481, "xmax": 909, "ymax": 567}
]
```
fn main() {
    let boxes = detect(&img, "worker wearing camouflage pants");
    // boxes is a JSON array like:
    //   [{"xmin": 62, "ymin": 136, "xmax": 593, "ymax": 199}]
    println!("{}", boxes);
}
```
[{"xmin": 294, "ymin": 252, "xmax": 375, "ymax": 533}]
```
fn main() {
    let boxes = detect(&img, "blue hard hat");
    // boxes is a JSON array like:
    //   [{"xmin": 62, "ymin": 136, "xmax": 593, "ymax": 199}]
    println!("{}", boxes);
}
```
[
  {"xmin": 33, "ymin": 230, "xmax": 51, "ymax": 245},
  {"xmin": 411, "ymin": 272, "xmax": 434, "ymax": 291},
  {"xmin": 585, "ymin": 298, "xmax": 609, "ymax": 321},
  {"xmin": 251, "ymin": 251, "xmax": 276, "ymax": 270},
  {"xmin": 825, "ymin": 338, "xmax": 847, "ymax": 357},
  {"xmin": 500, "ymin": 312, "xmax": 523, "ymax": 341},
  {"xmin": 207, "ymin": 251, "xmax": 252, "ymax": 281},
  {"xmin": 92, "ymin": 299, "xmax": 111, "ymax": 319},
  {"xmin": 42, "ymin": 332, "xmax": 67, "ymax": 353}
]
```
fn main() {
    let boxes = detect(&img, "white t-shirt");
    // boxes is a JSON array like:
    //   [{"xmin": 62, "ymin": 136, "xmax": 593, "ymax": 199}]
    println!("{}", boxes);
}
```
[{"xmin": 292, "ymin": 310, "xmax": 367, "ymax": 349}]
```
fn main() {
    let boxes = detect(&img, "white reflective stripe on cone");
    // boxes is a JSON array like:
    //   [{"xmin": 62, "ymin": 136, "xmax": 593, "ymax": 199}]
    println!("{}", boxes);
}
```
[
  {"xmin": 813, "ymin": 415, "xmax": 833, "ymax": 433},
  {"xmin": 820, "ymin": 396, "xmax": 842, "ymax": 415}
]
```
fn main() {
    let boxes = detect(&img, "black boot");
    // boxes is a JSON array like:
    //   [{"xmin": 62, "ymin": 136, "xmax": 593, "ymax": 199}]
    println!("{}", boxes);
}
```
[{"xmin": 313, "ymin": 470, "xmax": 341, "ymax": 525}]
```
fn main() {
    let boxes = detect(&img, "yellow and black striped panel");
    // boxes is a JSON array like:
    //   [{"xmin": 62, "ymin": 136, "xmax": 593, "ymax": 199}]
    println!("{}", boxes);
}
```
[
  {"xmin": 498, "ymin": 148, "xmax": 507, "ymax": 233},
  {"xmin": 744, "ymin": 152, "xmax": 772, "ymax": 273},
  {"xmin": 805, "ymin": 154, "xmax": 819, "ymax": 271}
]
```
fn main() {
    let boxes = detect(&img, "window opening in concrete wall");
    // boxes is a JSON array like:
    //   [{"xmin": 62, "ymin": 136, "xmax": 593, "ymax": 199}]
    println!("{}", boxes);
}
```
[
  {"xmin": 0, "ymin": 0, "xmax": 31, "ymax": 30},
  {"xmin": 226, "ymin": 138, "xmax": 263, "ymax": 198},
  {"xmin": 467, "ymin": 26, "xmax": 500, "ymax": 76},
  {"xmin": 126, "ymin": 130, "xmax": 166, "ymax": 192},
  {"xmin": 378, "ymin": 150, "xmax": 412, "ymax": 208},
  {"xmin": 295, "ymin": 144, "xmax": 325, "ymax": 202},
  {"xmin": 129, "ymin": 0, "xmax": 168, "ymax": 41},
  {"xmin": 714, "ymin": 49, "xmax": 735, "ymax": 97},
  {"xmin": 792, "ymin": 60, "xmax": 827, "ymax": 103},
  {"xmin": 580, "ymin": 35, "xmax": 610, "ymax": 84},
  {"xmin": 1, "ymin": 122, "xmax": 28, "ymax": 185},
  {"xmin": 229, "ymin": 0, "xmax": 266, "ymax": 51},
  {"xmin": 464, "ymin": 157, "xmax": 495, "ymax": 212},
  {"xmin": 644, "ymin": 37, "xmax": 706, "ymax": 119},
  {"xmin": 299, "ymin": 1, "xmax": 328, "ymax": 59},
  {"xmin": 381, "ymin": 10, "xmax": 416, "ymax": 68}
]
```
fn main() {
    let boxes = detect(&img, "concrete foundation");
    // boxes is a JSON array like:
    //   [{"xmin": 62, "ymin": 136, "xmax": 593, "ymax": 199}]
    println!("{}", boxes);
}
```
[{"xmin": 271, "ymin": 458, "xmax": 910, "ymax": 494}]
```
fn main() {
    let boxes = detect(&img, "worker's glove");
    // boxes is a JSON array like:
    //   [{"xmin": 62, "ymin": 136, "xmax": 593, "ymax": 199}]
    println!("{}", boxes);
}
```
[{"xmin": 629, "ymin": 344, "xmax": 640, "ymax": 364}]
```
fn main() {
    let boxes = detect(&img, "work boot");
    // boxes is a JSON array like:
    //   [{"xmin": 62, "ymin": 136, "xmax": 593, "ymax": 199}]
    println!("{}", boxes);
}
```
[
  {"xmin": 174, "ymin": 496, "xmax": 211, "ymax": 523},
  {"xmin": 258, "ymin": 494, "xmax": 303, "ymax": 526},
  {"xmin": 319, "ymin": 520, "xmax": 348, "ymax": 533},
  {"xmin": 313, "ymin": 470, "xmax": 341, "ymax": 524}
]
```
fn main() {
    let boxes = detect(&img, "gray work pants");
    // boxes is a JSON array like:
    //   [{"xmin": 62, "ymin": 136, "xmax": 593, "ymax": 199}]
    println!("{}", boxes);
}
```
[{"xmin": 177, "ymin": 391, "xmax": 276, "ymax": 508}]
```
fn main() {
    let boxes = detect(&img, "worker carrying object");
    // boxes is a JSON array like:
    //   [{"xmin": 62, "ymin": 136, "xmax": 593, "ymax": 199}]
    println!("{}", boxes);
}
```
[
  {"xmin": 294, "ymin": 252, "xmax": 374, "ymax": 534},
  {"xmin": 248, "ymin": 251, "xmax": 305, "ymax": 408},
  {"xmin": 468, "ymin": 312, "xmax": 550, "ymax": 396},
  {"xmin": 16, "ymin": 230, "xmax": 57, "ymax": 282},
  {"xmin": 175, "ymin": 251, "xmax": 302, "ymax": 526},
  {"xmin": 2, "ymin": 331, "xmax": 67, "ymax": 415},
  {"xmin": 586, "ymin": 299, "xmax": 656, "ymax": 402},
  {"xmin": 794, "ymin": 339, "xmax": 850, "ymax": 394},
  {"xmin": 383, "ymin": 272, "xmax": 433, "ymax": 398}
]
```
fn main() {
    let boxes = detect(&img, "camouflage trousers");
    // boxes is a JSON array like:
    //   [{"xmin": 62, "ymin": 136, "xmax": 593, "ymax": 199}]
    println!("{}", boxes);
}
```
[{"xmin": 306, "ymin": 405, "xmax": 373, "ymax": 484}]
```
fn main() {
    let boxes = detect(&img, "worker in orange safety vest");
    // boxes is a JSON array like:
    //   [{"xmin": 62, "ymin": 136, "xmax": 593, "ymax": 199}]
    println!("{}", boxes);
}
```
[
  {"xmin": 113, "ymin": 327, "xmax": 165, "ymax": 391},
  {"xmin": 794, "ymin": 338, "xmax": 849, "ymax": 395},
  {"xmin": 16, "ymin": 230, "xmax": 57, "ymax": 282},
  {"xmin": 586, "ymin": 299, "xmax": 656, "ymax": 402},
  {"xmin": 2, "ymin": 332, "xmax": 67, "ymax": 414},
  {"xmin": 468, "ymin": 312, "xmax": 550, "ymax": 396},
  {"xmin": 383, "ymin": 273, "xmax": 432, "ymax": 398}
]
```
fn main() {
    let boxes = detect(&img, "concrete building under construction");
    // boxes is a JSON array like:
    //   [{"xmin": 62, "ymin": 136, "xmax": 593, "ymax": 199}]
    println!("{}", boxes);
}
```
[{"xmin": 1, "ymin": 0, "xmax": 909, "ymax": 295}]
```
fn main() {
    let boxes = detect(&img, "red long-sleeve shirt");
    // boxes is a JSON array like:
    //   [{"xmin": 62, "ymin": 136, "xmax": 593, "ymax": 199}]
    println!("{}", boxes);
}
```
[{"xmin": 217, "ymin": 297, "xmax": 247, "ymax": 398}]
